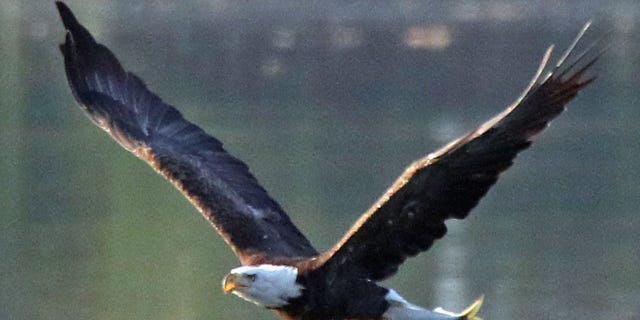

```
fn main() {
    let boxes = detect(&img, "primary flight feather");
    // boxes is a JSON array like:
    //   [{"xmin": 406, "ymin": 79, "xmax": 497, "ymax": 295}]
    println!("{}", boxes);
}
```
[{"xmin": 56, "ymin": 2, "xmax": 601, "ymax": 319}]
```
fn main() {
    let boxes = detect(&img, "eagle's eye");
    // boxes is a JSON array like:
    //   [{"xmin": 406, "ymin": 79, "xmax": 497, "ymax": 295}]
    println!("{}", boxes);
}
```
[{"xmin": 247, "ymin": 274, "xmax": 256, "ymax": 281}]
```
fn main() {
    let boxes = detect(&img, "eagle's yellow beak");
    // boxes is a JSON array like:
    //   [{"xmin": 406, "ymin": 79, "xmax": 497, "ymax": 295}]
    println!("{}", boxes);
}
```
[{"xmin": 222, "ymin": 273, "xmax": 250, "ymax": 294}]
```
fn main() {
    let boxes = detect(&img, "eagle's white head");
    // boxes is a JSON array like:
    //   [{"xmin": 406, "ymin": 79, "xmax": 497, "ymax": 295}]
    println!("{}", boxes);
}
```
[{"xmin": 222, "ymin": 264, "xmax": 303, "ymax": 308}]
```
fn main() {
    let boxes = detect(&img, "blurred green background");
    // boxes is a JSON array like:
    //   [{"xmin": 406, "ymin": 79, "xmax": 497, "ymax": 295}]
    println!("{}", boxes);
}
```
[{"xmin": 1, "ymin": 1, "xmax": 638, "ymax": 319}]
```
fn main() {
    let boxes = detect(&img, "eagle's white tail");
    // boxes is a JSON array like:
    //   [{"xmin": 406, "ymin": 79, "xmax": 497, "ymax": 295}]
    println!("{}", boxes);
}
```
[{"xmin": 383, "ymin": 289, "xmax": 484, "ymax": 320}]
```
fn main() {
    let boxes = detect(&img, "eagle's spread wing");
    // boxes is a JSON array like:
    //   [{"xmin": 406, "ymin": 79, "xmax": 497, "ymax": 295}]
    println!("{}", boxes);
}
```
[
  {"xmin": 56, "ymin": 1, "xmax": 317, "ymax": 263},
  {"xmin": 317, "ymin": 23, "xmax": 602, "ymax": 280}
]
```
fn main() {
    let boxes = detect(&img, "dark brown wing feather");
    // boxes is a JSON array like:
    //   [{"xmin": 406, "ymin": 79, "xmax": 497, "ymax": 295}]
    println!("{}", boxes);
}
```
[
  {"xmin": 315, "ymin": 23, "xmax": 601, "ymax": 280},
  {"xmin": 56, "ymin": 1, "xmax": 317, "ymax": 263}
]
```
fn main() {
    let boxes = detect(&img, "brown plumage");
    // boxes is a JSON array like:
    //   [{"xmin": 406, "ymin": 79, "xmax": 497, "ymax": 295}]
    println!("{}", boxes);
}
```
[{"xmin": 56, "ymin": 1, "xmax": 603, "ymax": 319}]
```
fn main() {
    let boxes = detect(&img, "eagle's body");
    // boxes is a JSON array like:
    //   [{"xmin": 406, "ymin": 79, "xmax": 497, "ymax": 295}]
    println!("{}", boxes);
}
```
[
  {"xmin": 275, "ymin": 264, "xmax": 391, "ymax": 319},
  {"xmin": 55, "ymin": 1, "xmax": 602, "ymax": 319},
  {"xmin": 223, "ymin": 263, "xmax": 480, "ymax": 320}
]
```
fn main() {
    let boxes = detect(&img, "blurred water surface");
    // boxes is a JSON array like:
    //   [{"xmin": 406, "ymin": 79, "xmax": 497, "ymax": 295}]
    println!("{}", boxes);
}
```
[{"xmin": 1, "ymin": 1, "xmax": 639, "ymax": 319}]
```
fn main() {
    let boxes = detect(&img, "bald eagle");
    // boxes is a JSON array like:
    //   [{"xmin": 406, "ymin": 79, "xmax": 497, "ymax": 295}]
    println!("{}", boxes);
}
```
[{"xmin": 56, "ymin": 2, "xmax": 602, "ymax": 319}]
